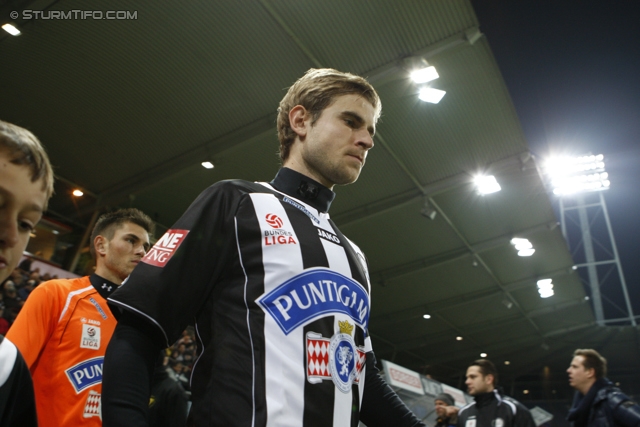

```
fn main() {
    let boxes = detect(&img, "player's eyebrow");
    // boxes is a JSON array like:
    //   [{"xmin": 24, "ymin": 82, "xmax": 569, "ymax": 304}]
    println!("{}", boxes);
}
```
[{"xmin": 340, "ymin": 111, "xmax": 375, "ymax": 137}]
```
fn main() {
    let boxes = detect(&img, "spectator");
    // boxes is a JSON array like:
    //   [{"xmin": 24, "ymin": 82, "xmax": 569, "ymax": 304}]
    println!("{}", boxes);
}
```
[
  {"xmin": 567, "ymin": 348, "xmax": 640, "ymax": 427},
  {"xmin": 434, "ymin": 393, "xmax": 458, "ymax": 427}
]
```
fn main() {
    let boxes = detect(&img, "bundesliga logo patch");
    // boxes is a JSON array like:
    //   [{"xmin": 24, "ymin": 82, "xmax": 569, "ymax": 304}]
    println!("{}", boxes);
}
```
[
  {"xmin": 142, "ymin": 229, "xmax": 189, "ymax": 267},
  {"xmin": 263, "ymin": 214, "xmax": 297, "ymax": 246},
  {"xmin": 80, "ymin": 323, "xmax": 101, "ymax": 350}
]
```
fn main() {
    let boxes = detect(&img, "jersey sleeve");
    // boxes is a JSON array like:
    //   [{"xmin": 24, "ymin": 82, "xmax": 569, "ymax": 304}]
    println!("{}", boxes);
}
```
[
  {"xmin": 5, "ymin": 283, "xmax": 60, "ymax": 368},
  {"xmin": 108, "ymin": 180, "xmax": 242, "ymax": 346},
  {"xmin": 359, "ymin": 351, "xmax": 426, "ymax": 427}
]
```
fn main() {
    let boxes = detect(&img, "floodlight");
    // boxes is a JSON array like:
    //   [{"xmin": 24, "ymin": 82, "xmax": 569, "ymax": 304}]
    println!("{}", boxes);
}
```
[
  {"xmin": 2, "ymin": 24, "xmax": 21, "ymax": 36},
  {"xmin": 545, "ymin": 154, "xmax": 609, "ymax": 195},
  {"xmin": 474, "ymin": 175, "xmax": 501, "ymax": 195},
  {"xmin": 537, "ymin": 279, "xmax": 554, "ymax": 298},
  {"xmin": 72, "ymin": 189, "xmax": 84, "ymax": 197},
  {"xmin": 410, "ymin": 66, "xmax": 439, "ymax": 84},
  {"xmin": 418, "ymin": 87, "xmax": 446, "ymax": 104},
  {"xmin": 423, "ymin": 314, "xmax": 431, "ymax": 319},
  {"xmin": 201, "ymin": 161, "xmax": 214, "ymax": 169},
  {"xmin": 480, "ymin": 353, "xmax": 487, "ymax": 357},
  {"xmin": 517, "ymin": 248, "xmax": 535, "ymax": 257}
]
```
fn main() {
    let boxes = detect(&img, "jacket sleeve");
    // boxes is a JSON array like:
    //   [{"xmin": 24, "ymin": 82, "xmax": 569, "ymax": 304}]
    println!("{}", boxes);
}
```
[
  {"xmin": 359, "ymin": 351, "xmax": 426, "ymax": 427},
  {"xmin": 608, "ymin": 391, "xmax": 640, "ymax": 427},
  {"xmin": 514, "ymin": 404, "xmax": 536, "ymax": 427}
]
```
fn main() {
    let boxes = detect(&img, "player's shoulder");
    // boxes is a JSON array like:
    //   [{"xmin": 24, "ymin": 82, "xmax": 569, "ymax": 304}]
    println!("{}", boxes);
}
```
[
  {"xmin": 199, "ymin": 179, "xmax": 273, "ymax": 200},
  {"xmin": 458, "ymin": 401, "xmax": 476, "ymax": 416},
  {"xmin": 33, "ymin": 276, "xmax": 92, "ymax": 297},
  {"xmin": 501, "ymin": 395, "xmax": 531, "ymax": 414}
]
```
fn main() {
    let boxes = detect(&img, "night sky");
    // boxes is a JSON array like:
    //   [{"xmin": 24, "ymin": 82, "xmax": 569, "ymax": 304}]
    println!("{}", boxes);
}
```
[{"xmin": 472, "ymin": 0, "xmax": 640, "ymax": 316}]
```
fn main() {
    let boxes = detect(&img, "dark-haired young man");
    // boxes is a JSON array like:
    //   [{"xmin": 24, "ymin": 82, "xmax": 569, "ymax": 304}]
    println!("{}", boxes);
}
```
[
  {"xmin": 0, "ymin": 119, "xmax": 54, "ymax": 427},
  {"xmin": 7, "ymin": 208, "xmax": 153, "ymax": 427},
  {"xmin": 567, "ymin": 349, "xmax": 640, "ymax": 427},
  {"xmin": 102, "ymin": 68, "xmax": 425, "ymax": 426},
  {"xmin": 457, "ymin": 359, "xmax": 535, "ymax": 427}
]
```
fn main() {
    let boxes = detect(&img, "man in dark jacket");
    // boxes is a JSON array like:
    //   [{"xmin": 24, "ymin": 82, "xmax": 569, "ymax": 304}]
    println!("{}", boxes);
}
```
[
  {"xmin": 567, "ymin": 348, "xmax": 640, "ymax": 427},
  {"xmin": 457, "ymin": 359, "xmax": 535, "ymax": 427}
]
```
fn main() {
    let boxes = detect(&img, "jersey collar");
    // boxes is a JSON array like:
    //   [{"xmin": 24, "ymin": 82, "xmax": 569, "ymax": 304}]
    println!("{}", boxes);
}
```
[
  {"xmin": 271, "ymin": 167, "xmax": 335, "ymax": 213},
  {"xmin": 90, "ymin": 273, "xmax": 119, "ymax": 299}
]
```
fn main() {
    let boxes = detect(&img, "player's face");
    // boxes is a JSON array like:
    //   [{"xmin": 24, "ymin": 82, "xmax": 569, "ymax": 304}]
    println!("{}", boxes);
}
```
[
  {"xmin": 297, "ymin": 94, "xmax": 376, "ymax": 189},
  {"xmin": 0, "ymin": 151, "xmax": 47, "ymax": 282},
  {"xmin": 567, "ymin": 356, "xmax": 593, "ymax": 392},
  {"xmin": 434, "ymin": 400, "xmax": 449, "ymax": 417},
  {"xmin": 465, "ymin": 366, "xmax": 493, "ymax": 396},
  {"xmin": 100, "ymin": 222, "xmax": 150, "ymax": 283}
]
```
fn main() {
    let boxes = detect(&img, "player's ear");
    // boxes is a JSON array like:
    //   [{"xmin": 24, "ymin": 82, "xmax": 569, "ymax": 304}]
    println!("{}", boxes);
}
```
[
  {"xmin": 289, "ymin": 105, "xmax": 309, "ymax": 138},
  {"xmin": 94, "ymin": 235, "xmax": 108, "ymax": 256},
  {"xmin": 485, "ymin": 374, "xmax": 494, "ymax": 386}
]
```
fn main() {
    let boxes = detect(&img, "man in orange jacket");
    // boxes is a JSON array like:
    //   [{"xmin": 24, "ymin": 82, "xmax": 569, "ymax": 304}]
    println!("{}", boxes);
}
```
[{"xmin": 7, "ymin": 208, "xmax": 153, "ymax": 427}]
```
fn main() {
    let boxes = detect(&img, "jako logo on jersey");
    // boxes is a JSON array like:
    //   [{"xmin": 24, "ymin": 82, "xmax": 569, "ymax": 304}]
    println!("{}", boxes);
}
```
[
  {"xmin": 317, "ymin": 228, "xmax": 340, "ymax": 244},
  {"xmin": 265, "ymin": 213, "xmax": 283, "ymax": 228},
  {"xmin": 66, "ymin": 357, "xmax": 103, "ymax": 393},
  {"xmin": 256, "ymin": 267, "xmax": 369, "ymax": 335},
  {"xmin": 142, "ymin": 229, "xmax": 190, "ymax": 267}
]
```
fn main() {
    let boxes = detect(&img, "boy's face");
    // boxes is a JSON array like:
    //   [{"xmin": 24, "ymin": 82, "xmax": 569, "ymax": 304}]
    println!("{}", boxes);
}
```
[{"xmin": 0, "ymin": 151, "xmax": 48, "ymax": 282}]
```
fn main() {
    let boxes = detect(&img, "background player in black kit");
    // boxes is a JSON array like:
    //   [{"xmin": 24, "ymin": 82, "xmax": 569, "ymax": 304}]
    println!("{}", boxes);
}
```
[{"xmin": 102, "ymin": 68, "xmax": 425, "ymax": 427}]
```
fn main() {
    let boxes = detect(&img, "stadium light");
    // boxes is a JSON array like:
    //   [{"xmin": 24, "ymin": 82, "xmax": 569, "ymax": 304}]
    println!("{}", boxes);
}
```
[
  {"xmin": 410, "ymin": 66, "xmax": 439, "ymax": 84},
  {"xmin": 2, "ymin": 24, "xmax": 21, "ymax": 36},
  {"xmin": 537, "ymin": 278, "xmax": 554, "ymax": 298},
  {"xmin": 418, "ymin": 87, "xmax": 446, "ymax": 104},
  {"xmin": 510, "ymin": 238, "xmax": 535, "ymax": 257},
  {"xmin": 475, "ymin": 175, "xmax": 501, "ymax": 195},
  {"xmin": 544, "ymin": 154, "xmax": 610, "ymax": 195}
]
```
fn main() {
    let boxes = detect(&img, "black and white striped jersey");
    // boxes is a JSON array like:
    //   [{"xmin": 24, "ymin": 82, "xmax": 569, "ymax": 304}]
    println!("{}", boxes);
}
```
[{"xmin": 110, "ymin": 168, "xmax": 379, "ymax": 427}]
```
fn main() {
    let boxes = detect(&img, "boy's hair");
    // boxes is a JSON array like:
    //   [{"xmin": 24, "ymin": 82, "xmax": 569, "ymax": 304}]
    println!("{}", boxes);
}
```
[
  {"xmin": 0, "ymin": 120, "xmax": 55, "ymax": 206},
  {"xmin": 89, "ymin": 208, "xmax": 154, "ymax": 259},
  {"xmin": 574, "ymin": 349, "xmax": 607, "ymax": 379},
  {"xmin": 277, "ymin": 68, "xmax": 382, "ymax": 162},
  {"xmin": 469, "ymin": 359, "xmax": 499, "ymax": 386}
]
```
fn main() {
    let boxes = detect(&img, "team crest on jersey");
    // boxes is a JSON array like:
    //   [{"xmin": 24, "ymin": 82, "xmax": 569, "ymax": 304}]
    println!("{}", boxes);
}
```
[
  {"xmin": 80, "ymin": 323, "xmax": 101, "ymax": 350},
  {"xmin": 263, "ymin": 214, "xmax": 297, "ymax": 246},
  {"xmin": 142, "ymin": 229, "xmax": 190, "ymax": 267},
  {"xmin": 306, "ymin": 322, "xmax": 366, "ymax": 392},
  {"xmin": 257, "ymin": 268, "xmax": 370, "ymax": 335},
  {"xmin": 66, "ymin": 357, "xmax": 103, "ymax": 393},
  {"xmin": 83, "ymin": 390, "xmax": 101, "ymax": 419}
]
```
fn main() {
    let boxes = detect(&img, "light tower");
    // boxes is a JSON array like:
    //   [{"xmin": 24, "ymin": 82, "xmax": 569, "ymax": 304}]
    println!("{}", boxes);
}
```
[{"xmin": 544, "ymin": 154, "xmax": 636, "ymax": 326}]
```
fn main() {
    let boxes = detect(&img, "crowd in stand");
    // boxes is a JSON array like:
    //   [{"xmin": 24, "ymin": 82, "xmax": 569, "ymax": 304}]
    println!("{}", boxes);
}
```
[{"xmin": 0, "ymin": 265, "xmax": 55, "ymax": 333}]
